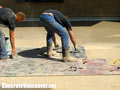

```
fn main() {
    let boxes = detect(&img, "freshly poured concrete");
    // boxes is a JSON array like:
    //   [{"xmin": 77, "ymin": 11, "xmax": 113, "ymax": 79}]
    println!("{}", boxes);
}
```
[
  {"xmin": 0, "ymin": 21, "xmax": 120, "ymax": 89},
  {"xmin": 3, "ymin": 21, "xmax": 120, "ymax": 62}
]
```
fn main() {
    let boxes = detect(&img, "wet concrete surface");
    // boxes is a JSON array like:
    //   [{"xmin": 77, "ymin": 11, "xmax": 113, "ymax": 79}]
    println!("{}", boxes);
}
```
[
  {"xmin": 0, "ymin": 46, "xmax": 87, "ymax": 76},
  {"xmin": 1, "ymin": 21, "xmax": 120, "ymax": 76},
  {"xmin": 0, "ymin": 21, "xmax": 120, "ymax": 90}
]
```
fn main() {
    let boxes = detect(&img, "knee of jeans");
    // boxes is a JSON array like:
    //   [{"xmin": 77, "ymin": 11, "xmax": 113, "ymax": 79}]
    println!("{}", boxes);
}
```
[{"xmin": 62, "ymin": 31, "xmax": 69, "ymax": 39}]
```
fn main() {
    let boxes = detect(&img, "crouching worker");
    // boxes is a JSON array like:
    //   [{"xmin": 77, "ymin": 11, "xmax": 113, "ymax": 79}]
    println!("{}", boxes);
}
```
[
  {"xmin": 40, "ymin": 9, "xmax": 78, "ymax": 62},
  {"xmin": 0, "ymin": 6, "xmax": 25, "ymax": 60}
]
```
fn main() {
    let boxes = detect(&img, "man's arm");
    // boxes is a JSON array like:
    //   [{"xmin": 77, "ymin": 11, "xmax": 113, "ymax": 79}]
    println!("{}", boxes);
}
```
[
  {"xmin": 52, "ymin": 32, "xmax": 59, "ymax": 48},
  {"xmin": 9, "ymin": 30, "xmax": 16, "ymax": 56},
  {"xmin": 53, "ymin": 32, "xmax": 56, "ymax": 46},
  {"xmin": 67, "ymin": 30, "xmax": 77, "ymax": 47}
]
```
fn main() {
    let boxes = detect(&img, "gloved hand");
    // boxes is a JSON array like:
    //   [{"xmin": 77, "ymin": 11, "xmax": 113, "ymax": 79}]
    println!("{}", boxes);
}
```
[
  {"xmin": 74, "ymin": 45, "xmax": 79, "ymax": 51},
  {"xmin": 55, "ymin": 44, "xmax": 59, "ymax": 48}
]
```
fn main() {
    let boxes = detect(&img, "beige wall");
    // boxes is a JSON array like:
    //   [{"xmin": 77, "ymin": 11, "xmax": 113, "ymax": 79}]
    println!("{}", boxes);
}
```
[{"xmin": 0, "ymin": 0, "xmax": 120, "ymax": 18}]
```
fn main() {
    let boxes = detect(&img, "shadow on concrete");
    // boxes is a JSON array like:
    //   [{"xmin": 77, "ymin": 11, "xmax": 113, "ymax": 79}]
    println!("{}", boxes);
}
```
[
  {"xmin": 18, "ymin": 47, "xmax": 62, "ymax": 62},
  {"xmin": 18, "ymin": 47, "xmax": 47, "ymax": 58}
]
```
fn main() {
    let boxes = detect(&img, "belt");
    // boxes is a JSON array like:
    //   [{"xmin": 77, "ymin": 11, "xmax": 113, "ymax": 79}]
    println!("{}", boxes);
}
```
[{"xmin": 42, "ymin": 13, "xmax": 53, "ymax": 16}]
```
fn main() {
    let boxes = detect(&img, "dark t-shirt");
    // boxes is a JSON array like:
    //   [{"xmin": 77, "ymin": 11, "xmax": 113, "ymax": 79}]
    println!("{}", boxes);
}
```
[
  {"xmin": 0, "ymin": 7, "xmax": 16, "ymax": 31},
  {"xmin": 43, "ymin": 9, "xmax": 72, "ymax": 30}
]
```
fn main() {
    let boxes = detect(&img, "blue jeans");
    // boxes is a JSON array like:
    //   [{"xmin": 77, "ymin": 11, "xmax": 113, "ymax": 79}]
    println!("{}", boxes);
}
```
[
  {"xmin": 0, "ymin": 29, "xmax": 7, "ymax": 59},
  {"xmin": 40, "ymin": 14, "xmax": 69, "ymax": 48}
]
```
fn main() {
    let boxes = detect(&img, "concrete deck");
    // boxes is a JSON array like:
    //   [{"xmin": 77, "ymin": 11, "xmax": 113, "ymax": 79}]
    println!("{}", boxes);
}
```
[{"xmin": 0, "ymin": 21, "xmax": 120, "ymax": 89}]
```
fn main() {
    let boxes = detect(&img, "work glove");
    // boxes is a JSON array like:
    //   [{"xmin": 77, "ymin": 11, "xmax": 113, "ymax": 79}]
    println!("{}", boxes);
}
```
[
  {"xmin": 9, "ymin": 48, "xmax": 16, "ymax": 59},
  {"xmin": 74, "ymin": 45, "xmax": 79, "ymax": 51},
  {"xmin": 53, "ymin": 44, "xmax": 60, "ymax": 51},
  {"xmin": 55, "ymin": 44, "xmax": 59, "ymax": 48}
]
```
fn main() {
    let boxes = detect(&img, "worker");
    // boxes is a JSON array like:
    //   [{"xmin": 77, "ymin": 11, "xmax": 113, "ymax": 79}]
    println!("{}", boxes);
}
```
[
  {"xmin": 40, "ymin": 9, "xmax": 78, "ymax": 62},
  {"xmin": 0, "ymin": 6, "xmax": 25, "ymax": 60}
]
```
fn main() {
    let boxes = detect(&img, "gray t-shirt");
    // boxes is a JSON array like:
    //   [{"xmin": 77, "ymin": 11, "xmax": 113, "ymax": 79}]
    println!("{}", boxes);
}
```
[{"xmin": 0, "ymin": 7, "xmax": 16, "ymax": 31}]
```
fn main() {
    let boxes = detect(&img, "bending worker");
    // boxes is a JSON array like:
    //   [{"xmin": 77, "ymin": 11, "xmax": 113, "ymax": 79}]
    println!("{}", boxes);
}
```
[
  {"xmin": 0, "ymin": 6, "xmax": 25, "ymax": 60},
  {"xmin": 40, "ymin": 9, "xmax": 78, "ymax": 62}
]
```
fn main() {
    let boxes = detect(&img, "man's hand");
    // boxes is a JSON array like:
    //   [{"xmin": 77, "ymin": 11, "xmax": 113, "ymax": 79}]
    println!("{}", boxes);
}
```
[
  {"xmin": 74, "ymin": 45, "xmax": 79, "ymax": 51},
  {"xmin": 55, "ymin": 44, "xmax": 59, "ymax": 48},
  {"xmin": 67, "ymin": 30, "xmax": 77, "ymax": 49},
  {"xmin": 12, "ymin": 48, "xmax": 16, "ymax": 56}
]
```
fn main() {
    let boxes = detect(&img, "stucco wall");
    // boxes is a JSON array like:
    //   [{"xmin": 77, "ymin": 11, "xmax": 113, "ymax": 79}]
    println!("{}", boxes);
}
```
[{"xmin": 0, "ymin": 0, "xmax": 120, "ymax": 18}]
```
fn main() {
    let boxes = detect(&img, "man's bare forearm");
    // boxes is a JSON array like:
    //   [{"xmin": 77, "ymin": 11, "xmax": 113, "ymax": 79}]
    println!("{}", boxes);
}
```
[
  {"xmin": 9, "ymin": 30, "xmax": 16, "ymax": 55},
  {"xmin": 67, "ymin": 30, "xmax": 77, "ymax": 47},
  {"xmin": 53, "ymin": 32, "xmax": 57, "ymax": 45}
]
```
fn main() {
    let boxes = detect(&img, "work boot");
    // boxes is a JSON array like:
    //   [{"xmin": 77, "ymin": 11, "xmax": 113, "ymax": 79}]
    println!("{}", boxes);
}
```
[
  {"xmin": 62, "ymin": 48, "xmax": 77, "ymax": 62},
  {"xmin": 47, "ymin": 43, "xmax": 59, "ymax": 57},
  {"xmin": 47, "ymin": 43, "xmax": 53, "ymax": 57}
]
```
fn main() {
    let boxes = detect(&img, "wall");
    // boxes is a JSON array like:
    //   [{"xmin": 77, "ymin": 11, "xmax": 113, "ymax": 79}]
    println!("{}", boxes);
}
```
[{"xmin": 0, "ymin": 0, "xmax": 120, "ymax": 18}]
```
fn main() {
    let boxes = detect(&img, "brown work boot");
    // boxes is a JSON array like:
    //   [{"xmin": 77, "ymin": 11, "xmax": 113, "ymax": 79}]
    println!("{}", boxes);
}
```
[{"xmin": 62, "ymin": 48, "xmax": 77, "ymax": 62}]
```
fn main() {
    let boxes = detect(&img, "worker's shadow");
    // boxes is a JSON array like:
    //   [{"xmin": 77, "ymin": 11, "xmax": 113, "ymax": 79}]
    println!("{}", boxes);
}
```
[{"xmin": 18, "ymin": 47, "xmax": 62, "ymax": 62}]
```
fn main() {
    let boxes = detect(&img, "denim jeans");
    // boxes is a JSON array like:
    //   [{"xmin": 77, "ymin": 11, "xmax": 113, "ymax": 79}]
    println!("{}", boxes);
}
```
[
  {"xmin": 40, "ymin": 14, "xmax": 69, "ymax": 48},
  {"xmin": 0, "ymin": 29, "xmax": 7, "ymax": 59}
]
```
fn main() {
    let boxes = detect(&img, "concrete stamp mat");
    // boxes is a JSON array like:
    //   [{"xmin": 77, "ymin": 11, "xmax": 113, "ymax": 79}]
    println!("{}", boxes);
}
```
[{"xmin": 0, "ymin": 46, "xmax": 120, "ymax": 76}]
